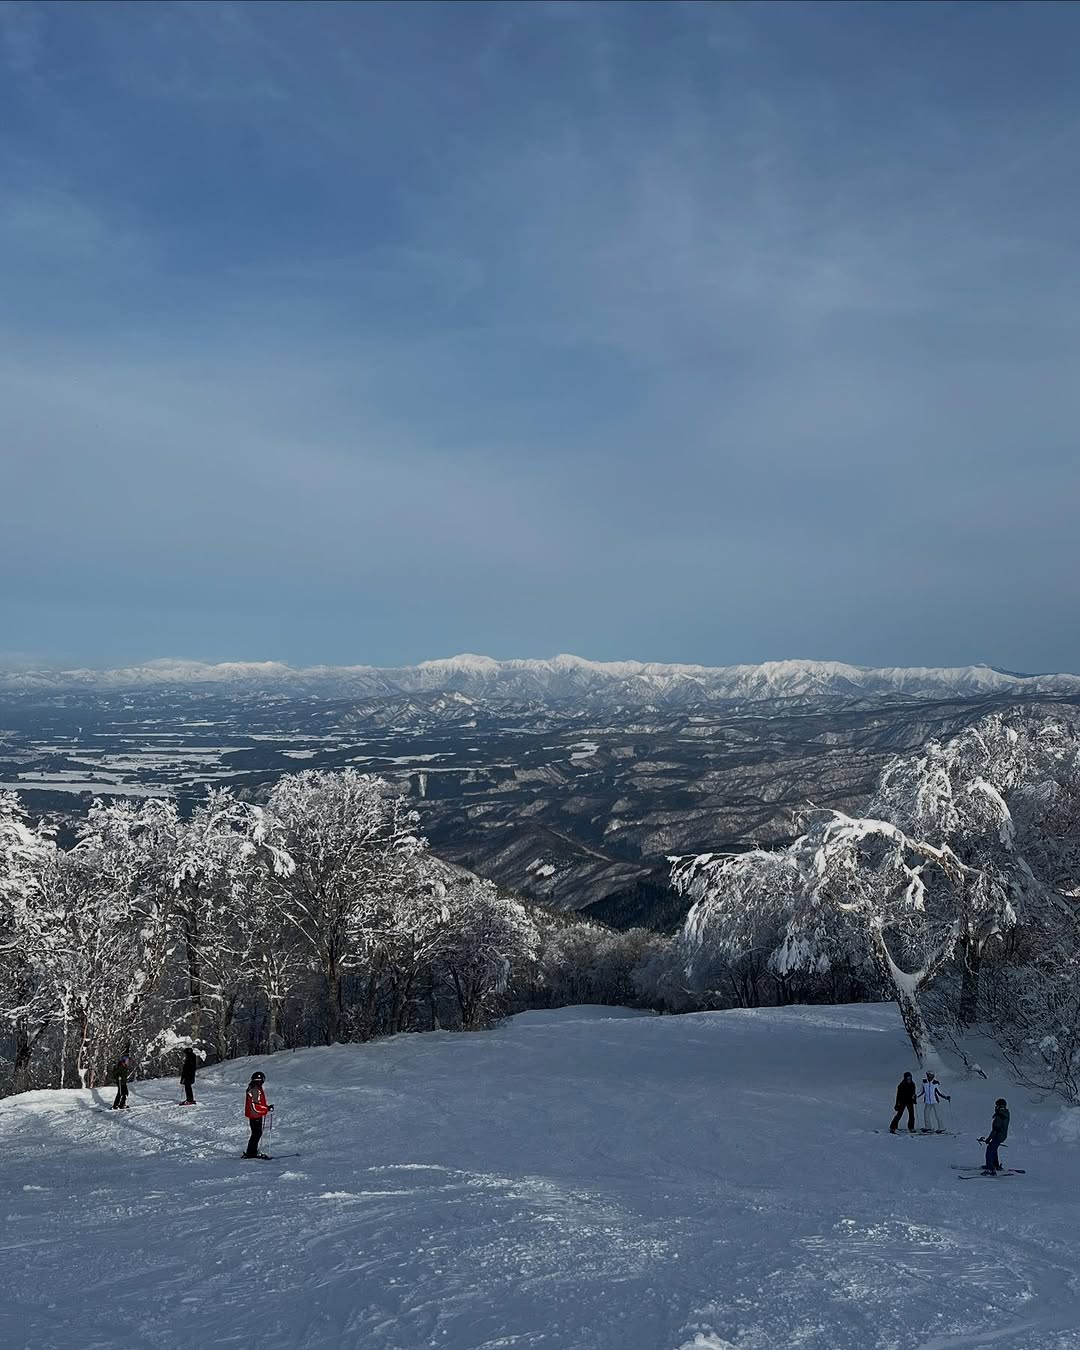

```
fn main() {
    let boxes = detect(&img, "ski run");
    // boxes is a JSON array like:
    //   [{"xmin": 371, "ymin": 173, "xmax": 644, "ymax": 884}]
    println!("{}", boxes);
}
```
[{"xmin": 2, "ymin": 1004, "xmax": 1079, "ymax": 1350}]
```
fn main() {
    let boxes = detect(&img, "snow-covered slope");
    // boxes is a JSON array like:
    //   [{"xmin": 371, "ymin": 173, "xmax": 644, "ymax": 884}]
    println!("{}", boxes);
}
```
[
  {"xmin": 2, "ymin": 1004, "xmax": 1078, "ymax": 1350},
  {"xmin": 3, "ymin": 653, "xmax": 1079, "ymax": 706}
]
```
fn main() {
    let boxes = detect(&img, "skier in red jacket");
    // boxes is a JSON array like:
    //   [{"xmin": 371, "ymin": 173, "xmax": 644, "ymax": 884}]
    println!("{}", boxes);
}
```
[{"xmin": 243, "ymin": 1072, "xmax": 273, "ymax": 1159}]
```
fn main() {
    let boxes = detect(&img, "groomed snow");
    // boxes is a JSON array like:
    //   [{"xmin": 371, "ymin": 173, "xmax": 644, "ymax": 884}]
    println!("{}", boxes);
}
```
[{"xmin": 1, "ymin": 1003, "xmax": 1078, "ymax": 1350}]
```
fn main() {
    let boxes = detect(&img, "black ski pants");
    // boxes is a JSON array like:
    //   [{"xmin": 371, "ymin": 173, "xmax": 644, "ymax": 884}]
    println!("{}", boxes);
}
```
[
  {"xmin": 891, "ymin": 1103, "xmax": 915, "ymax": 1132},
  {"xmin": 113, "ymin": 1077, "xmax": 129, "ymax": 1110},
  {"xmin": 244, "ymin": 1117, "xmax": 264, "ymax": 1158},
  {"xmin": 182, "ymin": 1081, "xmax": 196, "ymax": 1104}
]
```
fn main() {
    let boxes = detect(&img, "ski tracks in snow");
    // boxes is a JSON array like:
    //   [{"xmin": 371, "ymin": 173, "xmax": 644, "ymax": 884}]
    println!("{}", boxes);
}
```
[
  {"xmin": 678, "ymin": 1208, "xmax": 1080, "ymax": 1350},
  {"xmin": 2, "ymin": 1006, "xmax": 1080, "ymax": 1350}
]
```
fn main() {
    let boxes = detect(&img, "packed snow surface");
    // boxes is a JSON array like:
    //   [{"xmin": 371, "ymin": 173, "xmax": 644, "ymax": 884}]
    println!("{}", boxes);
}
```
[{"xmin": 2, "ymin": 1004, "xmax": 1079, "ymax": 1350}]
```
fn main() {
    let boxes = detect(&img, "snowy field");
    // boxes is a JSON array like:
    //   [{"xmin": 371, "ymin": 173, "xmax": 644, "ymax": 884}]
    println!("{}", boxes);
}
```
[{"xmin": 2, "ymin": 1004, "xmax": 1079, "ymax": 1350}]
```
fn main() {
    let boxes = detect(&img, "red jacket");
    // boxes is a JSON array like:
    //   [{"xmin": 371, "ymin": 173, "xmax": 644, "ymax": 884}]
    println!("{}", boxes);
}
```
[{"xmin": 245, "ymin": 1085, "xmax": 271, "ymax": 1119}]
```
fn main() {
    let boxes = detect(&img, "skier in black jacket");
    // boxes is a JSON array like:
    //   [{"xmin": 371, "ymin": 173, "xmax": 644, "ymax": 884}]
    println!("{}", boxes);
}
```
[
  {"xmin": 980, "ymin": 1099, "xmax": 1010, "ymax": 1174},
  {"xmin": 112, "ymin": 1051, "xmax": 132, "ymax": 1110},
  {"xmin": 180, "ymin": 1049, "xmax": 198, "ymax": 1105},
  {"xmin": 889, "ymin": 1072, "xmax": 917, "ymax": 1133}
]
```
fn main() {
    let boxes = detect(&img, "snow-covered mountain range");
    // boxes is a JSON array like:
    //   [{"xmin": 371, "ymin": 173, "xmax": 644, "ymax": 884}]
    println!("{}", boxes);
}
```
[{"xmin": 3, "ymin": 653, "xmax": 1079, "ymax": 705}]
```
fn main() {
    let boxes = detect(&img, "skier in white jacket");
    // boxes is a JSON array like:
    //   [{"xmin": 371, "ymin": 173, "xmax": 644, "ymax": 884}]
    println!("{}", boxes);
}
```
[{"xmin": 919, "ymin": 1072, "xmax": 951, "ymax": 1132}]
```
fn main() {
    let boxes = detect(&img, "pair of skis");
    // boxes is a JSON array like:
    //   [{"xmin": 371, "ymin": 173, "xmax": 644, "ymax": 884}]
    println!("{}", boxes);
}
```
[
  {"xmin": 875, "ymin": 1129, "xmax": 960, "ymax": 1136},
  {"xmin": 951, "ymin": 1164, "xmax": 1025, "ymax": 1180}
]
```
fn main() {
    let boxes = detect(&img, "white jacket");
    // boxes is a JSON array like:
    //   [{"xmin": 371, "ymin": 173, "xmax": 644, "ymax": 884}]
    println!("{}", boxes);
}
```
[{"xmin": 920, "ymin": 1079, "xmax": 942, "ymax": 1105}]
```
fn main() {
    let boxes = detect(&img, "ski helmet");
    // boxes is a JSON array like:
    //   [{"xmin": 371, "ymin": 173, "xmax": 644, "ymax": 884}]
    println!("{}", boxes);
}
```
[{"xmin": 250, "ymin": 1072, "xmax": 266, "ymax": 1084}]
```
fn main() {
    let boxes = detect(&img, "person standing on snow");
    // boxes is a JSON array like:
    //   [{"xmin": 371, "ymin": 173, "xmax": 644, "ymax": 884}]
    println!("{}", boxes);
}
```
[
  {"xmin": 890, "ymin": 1072, "xmax": 917, "ymax": 1133},
  {"xmin": 180, "ymin": 1049, "xmax": 198, "ymax": 1105},
  {"xmin": 979, "ymin": 1099, "xmax": 1010, "ymax": 1174},
  {"xmin": 243, "ymin": 1071, "xmax": 273, "ymax": 1158},
  {"xmin": 919, "ymin": 1071, "xmax": 950, "ymax": 1132},
  {"xmin": 112, "ymin": 1050, "xmax": 132, "ymax": 1110}
]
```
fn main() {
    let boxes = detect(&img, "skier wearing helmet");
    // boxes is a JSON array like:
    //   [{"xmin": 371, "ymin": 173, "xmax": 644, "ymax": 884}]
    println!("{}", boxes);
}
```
[
  {"xmin": 979, "ymin": 1099, "xmax": 1010, "ymax": 1175},
  {"xmin": 243, "ymin": 1072, "xmax": 273, "ymax": 1159}
]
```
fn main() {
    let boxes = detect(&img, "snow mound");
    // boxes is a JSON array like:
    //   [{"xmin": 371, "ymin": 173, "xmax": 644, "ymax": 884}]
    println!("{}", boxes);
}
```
[
  {"xmin": 509, "ymin": 1004, "xmax": 657, "ymax": 1026},
  {"xmin": 1050, "ymin": 1107, "xmax": 1080, "ymax": 1144}
]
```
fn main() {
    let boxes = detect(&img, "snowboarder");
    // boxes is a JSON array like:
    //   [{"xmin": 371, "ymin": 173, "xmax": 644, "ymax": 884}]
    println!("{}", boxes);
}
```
[
  {"xmin": 919, "ymin": 1072, "xmax": 950, "ymax": 1132},
  {"xmin": 890, "ymin": 1071, "xmax": 917, "ymax": 1133},
  {"xmin": 979, "ymin": 1098, "xmax": 1009, "ymax": 1175},
  {"xmin": 112, "ymin": 1050, "xmax": 132, "ymax": 1110},
  {"xmin": 243, "ymin": 1071, "xmax": 273, "ymax": 1158},
  {"xmin": 180, "ymin": 1049, "xmax": 198, "ymax": 1105}
]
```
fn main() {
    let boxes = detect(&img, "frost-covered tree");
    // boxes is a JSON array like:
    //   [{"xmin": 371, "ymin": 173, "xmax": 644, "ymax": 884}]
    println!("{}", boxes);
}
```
[
  {"xmin": 871, "ymin": 715, "xmax": 1033, "ymax": 1022},
  {"xmin": 0, "ymin": 794, "xmax": 61, "ymax": 1092},
  {"xmin": 267, "ymin": 770, "xmax": 424, "ymax": 1044},
  {"xmin": 925, "ymin": 715, "xmax": 1080, "ymax": 1096},
  {"xmin": 782, "ymin": 811, "xmax": 1012, "ymax": 1059},
  {"xmin": 242, "ymin": 886, "xmax": 308, "ymax": 1052},
  {"xmin": 674, "ymin": 710, "xmax": 1080, "ymax": 1065},
  {"xmin": 590, "ymin": 928, "xmax": 672, "ymax": 1007},
  {"xmin": 997, "ymin": 718, "xmax": 1080, "ymax": 900},
  {"xmin": 673, "ymin": 849, "xmax": 809, "ymax": 1007},
  {"xmin": 970, "ymin": 901, "xmax": 1080, "ymax": 1101},
  {"xmin": 872, "ymin": 712, "xmax": 1080, "ymax": 1024},
  {"xmin": 377, "ymin": 860, "xmax": 458, "ymax": 1035},
  {"xmin": 438, "ymin": 877, "xmax": 539, "ymax": 1029},
  {"xmin": 170, "ymin": 789, "xmax": 293, "ymax": 1047},
  {"xmin": 57, "ymin": 798, "xmax": 178, "ymax": 1086},
  {"xmin": 0, "ymin": 765, "xmax": 593, "ymax": 1095},
  {"xmin": 534, "ymin": 921, "xmax": 609, "ymax": 1007},
  {"xmin": 534, "ymin": 919, "xmax": 675, "ymax": 1010}
]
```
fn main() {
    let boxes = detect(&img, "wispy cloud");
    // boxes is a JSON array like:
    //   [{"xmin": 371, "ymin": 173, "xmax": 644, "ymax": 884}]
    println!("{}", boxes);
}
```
[{"xmin": 2, "ymin": 1, "xmax": 1079, "ymax": 669}]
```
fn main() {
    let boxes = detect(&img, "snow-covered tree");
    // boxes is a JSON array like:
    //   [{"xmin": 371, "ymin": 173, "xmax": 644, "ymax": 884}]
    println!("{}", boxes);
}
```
[
  {"xmin": 533, "ymin": 921, "xmax": 606, "ymax": 1008},
  {"xmin": 674, "ymin": 710, "xmax": 1080, "ymax": 1064},
  {"xmin": 242, "ymin": 886, "xmax": 308, "ymax": 1052},
  {"xmin": 871, "ymin": 716, "xmax": 1025, "ymax": 1021},
  {"xmin": 170, "ymin": 789, "xmax": 292, "ymax": 1048},
  {"xmin": 677, "ymin": 808, "xmax": 1017, "ymax": 1060},
  {"xmin": 267, "ymin": 770, "xmax": 424, "ymax": 1044},
  {"xmin": 783, "ymin": 811, "xmax": 1013, "ymax": 1059},
  {"xmin": 57, "ymin": 798, "xmax": 179, "ymax": 1086},
  {"xmin": 0, "ymin": 794, "xmax": 61, "ymax": 1092},
  {"xmin": 1, "ymin": 758, "xmax": 648, "ymax": 1092},
  {"xmin": 376, "ymin": 859, "xmax": 458, "ymax": 1034},
  {"xmin": 534, "ymin": 919, "xmax": 676, "ymax": 1010},
  {"xmin": 590, "ymin": 928, "xmax": 671, "ymax": 1007},
  {"xmin": 673, "ymin": 849, "xmax": 810, "ymax": 1006},
  {"xmin": 872, "ymin": 712, "xmax": 1080, "ymax": 1023},
  {"xmin": 437, "ymin": 876, "xmax": 539, "ymax": 1029}
]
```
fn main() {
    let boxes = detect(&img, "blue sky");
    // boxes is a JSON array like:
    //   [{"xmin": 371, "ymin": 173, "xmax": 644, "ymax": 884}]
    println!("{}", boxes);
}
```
[{"xmin": 2, "ymin": 0, "xmax": 1079, "ymax": 671}]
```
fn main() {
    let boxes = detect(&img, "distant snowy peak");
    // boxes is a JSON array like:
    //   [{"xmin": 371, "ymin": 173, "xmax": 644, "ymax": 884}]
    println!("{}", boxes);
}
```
[{"xmin": 2, "ymin": 654, "xmax": 1079, "ymax": 706}]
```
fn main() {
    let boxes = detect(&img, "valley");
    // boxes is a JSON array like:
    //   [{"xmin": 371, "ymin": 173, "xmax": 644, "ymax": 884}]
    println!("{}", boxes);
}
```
[{"xmin": 4, "ymin": 661, "xmax": 1078, "ymax": 926}]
